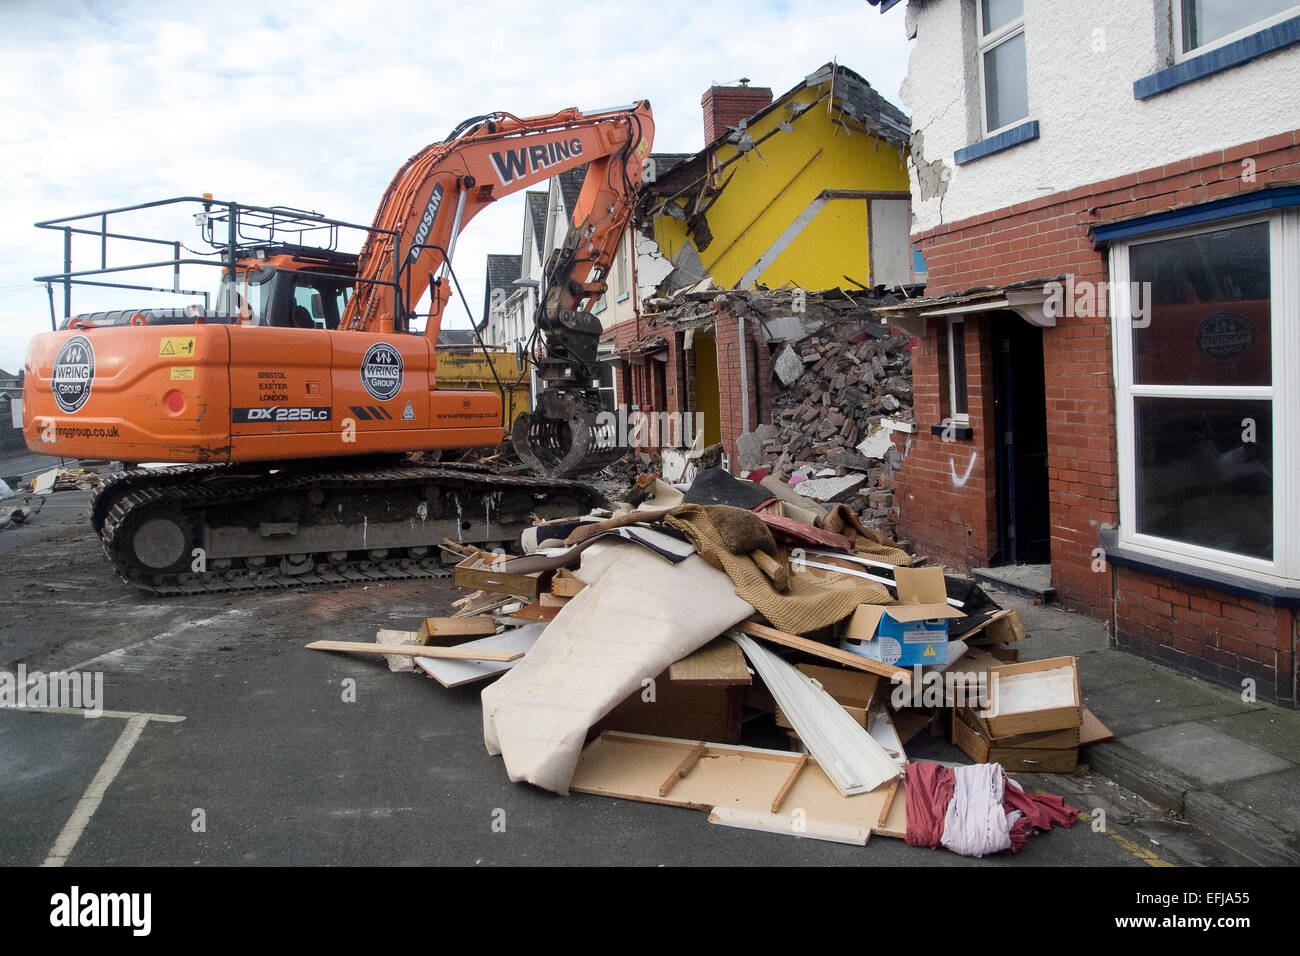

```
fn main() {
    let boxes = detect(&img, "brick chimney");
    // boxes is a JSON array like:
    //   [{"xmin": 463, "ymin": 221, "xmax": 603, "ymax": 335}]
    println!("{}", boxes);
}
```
[{"xmin": 701, "ymin": 79, "xmax": 773, "ymax": 143}]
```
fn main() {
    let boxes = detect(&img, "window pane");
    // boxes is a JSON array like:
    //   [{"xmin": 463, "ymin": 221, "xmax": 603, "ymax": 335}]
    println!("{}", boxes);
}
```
[
  {"xmin": 1129, "ymin": 222, "xmax": 1270, "ymax": 387},
  {"xmin": 951, "ymin": 321, "xmax": 968, "ymax": 416},
  {"xmin": 1134, "ymin": 397, "xmax": 1272, "ymax": 559},
  {"xmin": 983, "ymin": 31, "xmax": 1028, "ymax": 132},
  {"xmin": 981, "ymin": 0, "xmax": 1024, "ymax": 35},
  {"xmin": 1182, "ymin": 0, "xmax": 1300, "ymax": 52}
]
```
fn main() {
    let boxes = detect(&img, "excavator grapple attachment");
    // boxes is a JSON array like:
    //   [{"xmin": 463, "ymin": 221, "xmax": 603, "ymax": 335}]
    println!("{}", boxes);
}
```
[{"xmin": 510, "ymin": 390, "xmax": 620, "ymax": 478}]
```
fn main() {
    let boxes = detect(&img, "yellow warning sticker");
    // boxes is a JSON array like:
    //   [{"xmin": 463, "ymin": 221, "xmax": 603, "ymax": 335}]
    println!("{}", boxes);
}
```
[
  {"xmin": 923, "ymin": 644, "xmax": 937, "ymax": 658},
  {"xmin": 170, "ymin": 366, "xmax": 195, "ymax": 381},
  {"xmin": 159, "ymin": 336, "xmax": 197, "ymax": 358}
]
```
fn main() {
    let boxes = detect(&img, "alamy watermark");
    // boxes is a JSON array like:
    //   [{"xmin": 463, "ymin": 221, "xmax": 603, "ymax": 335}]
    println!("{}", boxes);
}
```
[
  {"xmin": 890, "ymin": 667, "xmax": 997, "ymax": 710},
  {"xmin": 593, "ymin": 404, "xmax": 706, "ymax": 450},
  {"xmin": 0, "ymin": 666, "xmax": 103, "ymax": 717},
  {"xmin": 1044, "ymin": 275, "xmax": 1152, "ymax": 327}
]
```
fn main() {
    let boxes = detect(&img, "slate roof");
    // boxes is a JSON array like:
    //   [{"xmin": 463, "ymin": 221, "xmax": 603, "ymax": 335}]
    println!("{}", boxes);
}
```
[
  {"xmin": 481, "ymin": 252, "xmax": 522, "ymax": 325},
  {"xmin": 525, "ymin": 191, "xmax": 548, "ymax": 258}
]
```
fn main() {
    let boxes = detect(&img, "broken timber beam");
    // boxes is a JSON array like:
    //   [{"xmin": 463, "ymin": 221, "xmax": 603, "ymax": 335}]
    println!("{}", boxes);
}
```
[{"xmin": 735, "ymin": 621, "xmax": 911, "ymax": 684}]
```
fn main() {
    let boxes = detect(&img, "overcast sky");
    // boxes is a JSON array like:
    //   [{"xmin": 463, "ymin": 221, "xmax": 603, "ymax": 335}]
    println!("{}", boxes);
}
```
[{"xmin": 0, "ymin": 0, "xmax": 909, "ymax": 373}]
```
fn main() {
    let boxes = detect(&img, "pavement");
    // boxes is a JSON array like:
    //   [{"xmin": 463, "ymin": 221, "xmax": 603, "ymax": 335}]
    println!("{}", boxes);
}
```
[
  {"xmin": 0, "ymin": 485, "xmax": 1276, "ymax": 867},
  {"xmin": 981, "ymin": 585, "xmax": 1300, "ymax": 867}
]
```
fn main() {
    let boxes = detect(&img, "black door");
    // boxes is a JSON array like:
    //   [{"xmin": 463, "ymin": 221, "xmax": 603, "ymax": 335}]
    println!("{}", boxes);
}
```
[{"xmin": 992, "ymin": 314, "xmax": 1050, "ymax": 564}]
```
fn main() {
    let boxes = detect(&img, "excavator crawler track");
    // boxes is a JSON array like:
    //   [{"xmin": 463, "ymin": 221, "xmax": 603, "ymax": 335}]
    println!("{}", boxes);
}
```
[{"xmin": 95, "ymin": 463, "xmax": 604, "ymax": 596}]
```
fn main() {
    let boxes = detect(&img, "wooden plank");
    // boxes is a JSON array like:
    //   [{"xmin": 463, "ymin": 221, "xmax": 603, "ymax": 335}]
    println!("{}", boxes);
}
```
[
  {"xmin": 873, "ymin": 778, "xmax": 907, "ymax": 839},
  {"xmin": 736, "ymin": 621, "xmax": 911, "ymax": 685},
  {"xmin": 305, "ymin": 640, "xmax": 522, "ymax": 662},
  {"xmin": 658, "ymin": 743, "xmax": 708, "ymax": 797},
  {"xmin": 668, "ymin": 639, "xmax": 751, "ymax": 686},
  {"xmin": 770, "ymin": 754, "xmax": 808, "ymax": 813},
  {"xmin": 416, "ymin": 616, "xmax": 499, "ymax": 644},
  {"xmin": 413, "ymin": 625, "xmax": 543, "ymax": 688}
]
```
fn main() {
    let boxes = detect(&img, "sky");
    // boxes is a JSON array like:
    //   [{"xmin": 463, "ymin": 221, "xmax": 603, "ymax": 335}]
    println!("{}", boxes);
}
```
[{"xmin": 0, "ymin": 0, "xmax": 910, "ymax": 374}]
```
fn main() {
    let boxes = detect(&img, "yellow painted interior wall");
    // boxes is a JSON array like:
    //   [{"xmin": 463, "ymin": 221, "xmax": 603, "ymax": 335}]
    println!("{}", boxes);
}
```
[
  {"xmin": 653, "ymin": 86, "xmax": 909, "ymax": 290},
  {"xmin": 691, "ymin": 331, "xmax": 721, "ymax": 447}
]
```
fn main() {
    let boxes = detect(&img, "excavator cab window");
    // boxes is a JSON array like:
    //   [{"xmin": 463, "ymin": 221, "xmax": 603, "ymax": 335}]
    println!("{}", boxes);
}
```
[
  {"xmin": 215, "ymin": 266, "xmax": 275, "ymax": 321},
  {"xmin": 286, "ymin": 276, "xmax": 350, "ymax": 331}
]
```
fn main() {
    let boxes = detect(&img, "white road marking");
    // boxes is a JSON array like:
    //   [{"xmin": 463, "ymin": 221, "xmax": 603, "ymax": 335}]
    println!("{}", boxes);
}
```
[{"xmin": 19, "ymin": 707, "xmax": 187, "ymax": 867}]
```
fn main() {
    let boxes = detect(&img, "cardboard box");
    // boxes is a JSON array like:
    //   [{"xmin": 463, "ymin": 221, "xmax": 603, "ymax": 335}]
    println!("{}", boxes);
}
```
[
  {"xmin": 982, "ymin": 656, "xmax": 1081, "ymax": 737},
  {"xmin": 840, "ymin": 566, "xmax": 965, "ymax": 667}
]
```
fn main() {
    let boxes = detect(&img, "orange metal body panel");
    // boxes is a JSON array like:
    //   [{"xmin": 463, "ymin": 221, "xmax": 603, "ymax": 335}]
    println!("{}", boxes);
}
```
[{"xmin": 24, "ymin": 324, "xmax": 504, "ymax": 463}]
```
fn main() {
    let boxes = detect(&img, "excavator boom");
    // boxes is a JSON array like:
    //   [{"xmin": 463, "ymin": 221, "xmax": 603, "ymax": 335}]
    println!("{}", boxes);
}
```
[{"xmin": 342, "ymin": 102, "xmax": 654, "ymax": 475}]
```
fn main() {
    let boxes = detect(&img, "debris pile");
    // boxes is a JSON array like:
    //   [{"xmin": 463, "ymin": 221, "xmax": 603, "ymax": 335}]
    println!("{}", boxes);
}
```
[
  {"xmin": 755, "ymin": 320, "xmax": 913, "ymax": 535},
  {"xmin": 314, "ymin": 465, "xmax": 1113, "ymax": 855}
]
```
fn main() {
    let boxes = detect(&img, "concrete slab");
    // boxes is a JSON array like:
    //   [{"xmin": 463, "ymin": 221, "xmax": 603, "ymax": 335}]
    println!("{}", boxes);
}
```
[
  {"xmin": 1079, "ymin": 669, "xmax": 1259, "ymax": 735},
  {"xmin": 1204, "ymin": 708, "xmax": 1300, "ymax": 764},
  {"xmin": 974, "ymin": 564, "xmax": 1056, "ymax": 603},
  {"xmin": 1123, "ymin": 722, "xmax": 1292, "ymax": 787},
  {"xmin": 1212, "ymin": 767, "xmax": 1300, "ymax": 835}
]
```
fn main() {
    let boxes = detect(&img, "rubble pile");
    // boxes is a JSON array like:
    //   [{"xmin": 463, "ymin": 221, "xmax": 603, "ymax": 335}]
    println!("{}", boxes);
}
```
[
  {"xmin": 315, "ymin": 466, "xmax": 1112, "ymax": 856},
  {"xmin": 759, "ymin": 320, "xmax": 913, "ymax": 532}
]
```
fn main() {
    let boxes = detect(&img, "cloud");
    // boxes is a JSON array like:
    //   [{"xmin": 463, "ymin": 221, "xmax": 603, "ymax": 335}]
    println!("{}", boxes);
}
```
[{"xmin": 0, "ymin": 0, "xmax": 908, "ymax": 372}]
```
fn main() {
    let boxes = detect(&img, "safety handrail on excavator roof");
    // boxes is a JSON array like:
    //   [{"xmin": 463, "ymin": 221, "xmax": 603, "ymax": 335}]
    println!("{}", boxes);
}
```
[{"xmin": 33, "ymin": 196, "xmax": 405, "ymax": 330}]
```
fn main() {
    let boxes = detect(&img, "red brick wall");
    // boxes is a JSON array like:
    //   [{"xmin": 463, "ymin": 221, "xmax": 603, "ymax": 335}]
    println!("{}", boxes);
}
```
[
  {"xmin": 892, "ymin": 318, "xmax": 998, "ymax": 571},
  {"xmin": 604, "ymin": 310, "xmax": 769, "ymax": 467},
  {"xmin": 898, "ymin": 131, "xmax": 1300, "ymax": 702},
  {"xmin": 1114, "ymin": 567, "xmax": 1296, "ymax": 706}
]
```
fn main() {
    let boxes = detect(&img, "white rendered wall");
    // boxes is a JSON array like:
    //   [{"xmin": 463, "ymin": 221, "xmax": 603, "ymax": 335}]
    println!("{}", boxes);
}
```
[{"xmin": 900, "ymin": 0, "xmax": 1300, "ymax": 234}]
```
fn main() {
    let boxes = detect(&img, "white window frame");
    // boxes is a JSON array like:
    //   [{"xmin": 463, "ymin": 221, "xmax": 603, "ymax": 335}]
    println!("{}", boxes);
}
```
[
  {"xmin": 1172, "ymin": 1, "xmax": 1300, "ymax": 62},
  {"xmin": 946, "ymin": 317, "xmax": 970, "ymax": 425},
  {"xmin": 976, "ymin": 0, "xmax": 1028, "ymax": 137},
  {"xmin": 1109, "ymin": 209, "xmax": 1300, "ymax": 586}
]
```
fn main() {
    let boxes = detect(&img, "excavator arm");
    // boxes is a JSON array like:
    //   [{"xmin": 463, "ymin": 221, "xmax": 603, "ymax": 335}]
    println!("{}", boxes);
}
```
[{"xmin": 340, "ymin": 102, "xmax": 654, "ymax": 476}]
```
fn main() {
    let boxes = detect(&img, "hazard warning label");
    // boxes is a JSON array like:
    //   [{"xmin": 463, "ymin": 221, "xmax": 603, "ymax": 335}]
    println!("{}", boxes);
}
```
[{"xmin": 159, "ymin": 336, "xmax": 197, "ymax": 358}]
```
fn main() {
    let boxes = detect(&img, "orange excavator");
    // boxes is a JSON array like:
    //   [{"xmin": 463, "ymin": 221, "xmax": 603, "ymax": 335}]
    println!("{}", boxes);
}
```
[{"xmin": 22, "ymin": 102, "xmax": 654, "ymax": 593}]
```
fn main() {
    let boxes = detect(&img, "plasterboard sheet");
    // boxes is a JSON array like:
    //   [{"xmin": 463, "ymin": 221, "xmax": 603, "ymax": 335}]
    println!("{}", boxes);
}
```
[{"xmin": 414, "ymin": 625, "xmax": 545, "ymax": 688}]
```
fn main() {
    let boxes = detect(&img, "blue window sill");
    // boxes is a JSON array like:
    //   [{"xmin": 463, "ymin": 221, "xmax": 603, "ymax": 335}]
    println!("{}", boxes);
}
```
[
  {"xmin": 1135, "ymin": 15, "xmax": 1300, "ymax": 99},
  {"xmin": 954, "ymin": 120, "xmax": 1039, "ymax": 166},
  {"xmin": 593, "ymin": 300, "xmax": 607, "ymax": 315},
  {"xmin": 616, "ymin": 292, "xmax": 630, "ymax": 303},
  {"xmin": 1097, "ymin": 527, "xmax": 1300, "ymax": 607}
]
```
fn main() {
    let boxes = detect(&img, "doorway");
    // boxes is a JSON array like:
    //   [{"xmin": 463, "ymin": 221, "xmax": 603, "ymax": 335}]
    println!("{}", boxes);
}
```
[
  {"xmin": 691, "ymin": 330, "xmax": 722, "ymax": 447},
  {"xmin": 991, "ymin": 314, "xmax": 1050, "ymax": 565}
]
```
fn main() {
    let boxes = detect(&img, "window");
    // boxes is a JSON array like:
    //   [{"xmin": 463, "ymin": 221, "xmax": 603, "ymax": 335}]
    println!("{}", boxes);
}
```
[
  {"xmin": 945, "ymin": 318, "xmax": 970, "ymax": 423},
  {"xmin": 1110, "ymin": 211, "xmax": 1298, "ymax": 584},
  {"xmin": 1174, "ymin": 0, "xmax": 1300, "ymax": 60},
  {"xmin": 977, "ymin": 0, "xmax": 1028, "ymax": 136}
]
